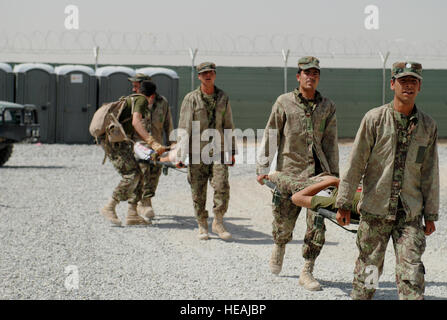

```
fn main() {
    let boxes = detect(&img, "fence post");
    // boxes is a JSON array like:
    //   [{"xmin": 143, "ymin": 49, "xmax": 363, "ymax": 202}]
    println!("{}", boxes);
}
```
[
  {"xmin": 379, "ymin": 51, "xmax": 390, "ymax": 105},
  {"xmin": 281, "ymin": 49, "xmax": 290, "ymax": 93},
  {"xmin": 189, "ymin": 48, "xmax": 198, "ymax": 91},
  {"xmin": 93, "ymin": 46, "xmax": 99, "ymax": 71}
]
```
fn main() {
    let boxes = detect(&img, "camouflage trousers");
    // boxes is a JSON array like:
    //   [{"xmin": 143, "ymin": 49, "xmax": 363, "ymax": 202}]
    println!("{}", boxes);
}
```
[
  {"xmin": 187, "ymin": 163, "xmax": 230, "ymax": 219},
  {"xmin": 103, "ymin": 141, "xmax": 142, "ymax": 205},
  {"xmin": 269, "ymin": 172, "xmax": 326, "ymax": 261},
  {"xmin": 272, "ymin": 196, "xmax": 326, "ymax": 261},
  {"xmin": 139, "ymin": 163, "xmax": 162, "ymax": 201},
  {"xmin": 351, "ymin": 211, "xmax": 426, "ymax": 300}
]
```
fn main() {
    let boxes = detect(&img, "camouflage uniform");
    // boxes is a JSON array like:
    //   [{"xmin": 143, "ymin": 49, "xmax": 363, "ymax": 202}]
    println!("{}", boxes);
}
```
[
  {"xmin": 177, "ymin": 63, "xmax": 236, "ymax": 220},
  {"xmin": 257, "ymin": 57, "xmax": 339, "ymax": 261},
  {"xmin": 102, "ymin": 140, "xmax": 142, "ymax": 204},
  {"xmin": 187, "ymin": 162, "xmax": 230, "ymax": 219},
  {"xmin": 103, "ymin": 94, "xmax": 149, "ymax": 204},
  {"xmin": 336, "ymin": 62, "xmax": 439, "ymax": 300},
  {"xmin": 137, "ymin": 94, "xmax": 174, "ymax": 200},
  {"xmin": 268, "ymin": 172, "xmax": 329, "ymax": 195}
]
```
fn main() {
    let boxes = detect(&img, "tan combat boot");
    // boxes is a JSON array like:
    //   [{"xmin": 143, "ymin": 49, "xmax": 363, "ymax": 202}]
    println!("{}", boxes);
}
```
[
  {"xmin": 100, "ymin": 198, "xmax": 121, "ymax": 226},
  {"xmin": 298, "ymin": 259, "xmax": 322, "ymax": 291},
  {"xmin": 197, "ymin": 218, "xmax": 209, "ymax": 240},
  {"xmin": 137, "ymin": 198, "xmax": 155, "ymax": 222},
  {"xmin": 212, "ymin": 213, "xmax": 232, "ymax": 241},
  {"xmin": 269, "ymin": 244, "xmax": 286, "ymax": 275},
  {"xmin": 126, "ymin": 203, "xmax": 150, "ymax": 226}
]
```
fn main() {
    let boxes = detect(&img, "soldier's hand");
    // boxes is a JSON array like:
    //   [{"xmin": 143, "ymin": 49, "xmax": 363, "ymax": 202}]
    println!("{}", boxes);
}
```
[
  {"xmin": 151, "ymin": 142, "xmax": 167, "ymax": 156},
  {"xmin": 155, "ymin": 146, "xmax": 167, "ymax": 155},
  {"xmin": 257, "ymin": 174, "xmax": 269, "ymax": 185},
  {"xmin": 424, "ymin": 220, "xmax": 436, "ymax": 236},
  {"xmin": 336, "ymin": 209, "xmax": 351, "ymax": 226}
]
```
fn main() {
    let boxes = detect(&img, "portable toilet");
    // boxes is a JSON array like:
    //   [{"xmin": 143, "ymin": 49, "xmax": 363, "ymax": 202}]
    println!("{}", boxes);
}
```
[
  {"xmin": 135, "ymin": 67, "xmax": 179, "ymax": 126},
  {"xmin": 0, "ymin": 63, "xmax": 14, "ymax": 102},
  {"xmin": 14, "ymin": 63, "xmax": 57, "ymax": 143},
  {"xmin": 96, "ymin": 66, "xmax": 136, "ymax": 108},
  {"xmin": 55, "ymin": 65, "xmax": 97, "ymax": 144}
]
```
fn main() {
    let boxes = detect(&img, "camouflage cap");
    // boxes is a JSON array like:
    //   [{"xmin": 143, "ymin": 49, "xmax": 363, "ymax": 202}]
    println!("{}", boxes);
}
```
[
  {"xmin": 128, "ymin": 73, "xmax": 152, "ymax": 82},
  {"xmin": 391, "ymin": 61, "xmax": 423, "ymax": 80},
  {"xmin": 197, "ymin": 62, "xmax": 216, "ymax": 74},
  {"xmin": 298, "ymin": 56, "xmax": 320, "ymax": 70}
]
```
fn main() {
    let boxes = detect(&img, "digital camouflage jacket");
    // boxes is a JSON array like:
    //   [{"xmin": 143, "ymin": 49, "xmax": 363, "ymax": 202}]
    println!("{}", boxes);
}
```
[{"xmin": 336, "ymin": 102, "xmax": 439, "ymax": 222}]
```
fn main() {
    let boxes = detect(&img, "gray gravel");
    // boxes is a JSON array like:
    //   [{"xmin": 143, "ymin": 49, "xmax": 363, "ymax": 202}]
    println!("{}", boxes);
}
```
[{"xmin": 0, "ymin": 142, "xmax": 446, "ymax": 300}]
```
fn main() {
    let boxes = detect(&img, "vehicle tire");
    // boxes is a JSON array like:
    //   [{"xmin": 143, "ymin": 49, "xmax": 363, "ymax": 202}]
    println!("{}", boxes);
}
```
[{"xmin": 0, "ymin": 143, "xmax": 13, "ymax": 166}]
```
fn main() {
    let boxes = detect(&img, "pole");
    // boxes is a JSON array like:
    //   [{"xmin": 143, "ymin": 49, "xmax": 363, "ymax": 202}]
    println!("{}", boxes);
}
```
[
  {"xmin": 379, "ymin": 51, "xmax": 390, "ymax": 105},
  {"xmin": 281, "ymin": 49, "xmax": 290, "ymax": 93},
  {"xmin": 189, "ymin": 48, "xmax": 198, "ymax": 91},
  {"xmin": 93, "ymin": 46, "xmax": 99, "ymax": 71}
]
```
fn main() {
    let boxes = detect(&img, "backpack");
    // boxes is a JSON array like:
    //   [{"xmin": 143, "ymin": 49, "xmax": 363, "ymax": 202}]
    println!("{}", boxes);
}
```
[{"xmin": 89, "ymin": 94, "xmax": 144, "ymax": 143}]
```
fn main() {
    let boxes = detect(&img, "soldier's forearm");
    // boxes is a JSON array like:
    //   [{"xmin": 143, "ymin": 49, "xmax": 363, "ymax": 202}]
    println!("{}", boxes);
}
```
[
  {"xmin": 335, "ymin": 178, "xmax": 358, "ymax": 210},
  {"xmin": 132, "ymin": 119, "xmax": 150, "ymax": 141}
]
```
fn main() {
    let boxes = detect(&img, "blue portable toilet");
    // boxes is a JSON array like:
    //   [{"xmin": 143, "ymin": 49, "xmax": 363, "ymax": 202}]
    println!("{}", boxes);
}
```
[
  {"xmin": 55, "ymin": 65, "xmax": 97, "ymax": 144},
  {"xmin": 135, "ymin": 67, "xmax": 179, "ymax": 126},
  {"xmin": 14, "ymin": 63, "xmax": 57, "ymax": 143},
  {"xmin": 96, "ymin": 66, "xmax": 136, "ymax": 108}
]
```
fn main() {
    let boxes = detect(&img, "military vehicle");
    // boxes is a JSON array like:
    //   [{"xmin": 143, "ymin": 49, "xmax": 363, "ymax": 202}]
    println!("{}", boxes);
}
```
[{"xmin": 0, "ymin": 101, "xmax": 40, "ymax": 166}]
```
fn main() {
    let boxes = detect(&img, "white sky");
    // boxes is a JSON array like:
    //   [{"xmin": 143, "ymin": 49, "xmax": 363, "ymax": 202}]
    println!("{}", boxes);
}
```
[{"xmin": 1, "ymin": 0, "xmax": 446, "ymax": 68}]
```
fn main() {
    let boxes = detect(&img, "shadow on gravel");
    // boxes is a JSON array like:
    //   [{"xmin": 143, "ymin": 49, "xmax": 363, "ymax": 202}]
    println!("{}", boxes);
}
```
[
  {"xmin": 155, "ymin": 215, "xmax": 279, "ymax": 244},
  {"xmin": 0, "ymin": 165, "xmax": 66, "ymax": 169},
  {"xmin": 153, "ymin": 215, "xmax": 198, "ymax": 230},
  {"xmin": 154, "ymin": 215, "xmax": 339, "ymax": 246}
]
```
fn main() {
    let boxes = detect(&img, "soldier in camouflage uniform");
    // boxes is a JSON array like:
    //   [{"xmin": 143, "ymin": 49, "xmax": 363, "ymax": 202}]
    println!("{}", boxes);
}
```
[
  {"xmin": 336, "ymin": 62, "xmax": 439, "ymax": 300},
  {"xmin": 127, "ymin": 74, "xmax": 173, "ymax": 220},
  {"xmin": 100, "ymin": 81, "xmax": 166, "ymax": 226},
  {"xmin": 175, "ymin": 62, "xmax": 236, "ymax": 241},
  {"xmin": 256, "ymin": 56, "xmax": 339, "ymax": 291},
  {"xmin": 135, "ymin": 84, "xmax": 175, "ymax": 221}
]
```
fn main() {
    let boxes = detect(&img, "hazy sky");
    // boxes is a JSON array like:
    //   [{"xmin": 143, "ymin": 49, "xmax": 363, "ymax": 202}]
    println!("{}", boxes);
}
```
[{"xmin": 1, "ymin": 0, "xmax": 446, "ymax": 68}]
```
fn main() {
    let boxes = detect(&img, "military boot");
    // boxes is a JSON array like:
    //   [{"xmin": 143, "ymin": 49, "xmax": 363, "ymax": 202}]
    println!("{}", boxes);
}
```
[
  {"xmin": 269, "ymin": 244, "xmax": 286, "ymax": 275},
  {"xmin": 137, "ymin": 198, "xmax": 155, "ymax": 222},
  {"xmin": 126, "ymin": 203, "xmax": 150, "ymax": 226},
  {"xmin": 100, "ymin": 198, "xmax": 121, "ymax": 226},
  {"xmin": 197, "ymin": 218, "xmax": 209, "ymax": 240},
  {"xmin": 212, "ymin": 213, "xmax": 232, "ymax": 240},
  {"xmin": 298, "ymin": 259, "xmax": 322, "ymax": 291}
]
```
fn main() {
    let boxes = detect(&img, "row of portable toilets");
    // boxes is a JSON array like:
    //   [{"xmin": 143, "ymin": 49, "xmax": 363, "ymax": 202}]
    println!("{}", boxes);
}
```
[{"xmin": 0, "ymin": 62, "xmax": 179, "ymax": 144}]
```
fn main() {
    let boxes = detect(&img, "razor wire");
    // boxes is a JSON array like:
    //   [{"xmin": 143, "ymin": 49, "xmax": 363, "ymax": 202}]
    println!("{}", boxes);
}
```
[{"xmin": 1, "ymin": 30, "xmax": 447, "ymax": 60}]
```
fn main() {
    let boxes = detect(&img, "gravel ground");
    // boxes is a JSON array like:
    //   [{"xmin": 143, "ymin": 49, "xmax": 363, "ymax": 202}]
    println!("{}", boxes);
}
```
[{"xmin": 0, "ymin": 142, "xmax": 446, "ymax": 300}]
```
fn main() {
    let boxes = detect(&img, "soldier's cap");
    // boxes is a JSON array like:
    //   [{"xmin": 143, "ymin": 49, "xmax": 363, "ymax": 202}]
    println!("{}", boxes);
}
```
[
  {"xmin": 128, "ymin": 73, "xmax": 152, "ymax": 82},
  {"xmin": 298, "ymin": 56, "xmax": 320, "ymax": 71},
  {"xmin": 391, "ymin": 62, "xmax": 423, "ymax": 80},
  {"xmin": 197, "ymin": 62, "xmax": 216, "ymax": 74}
]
